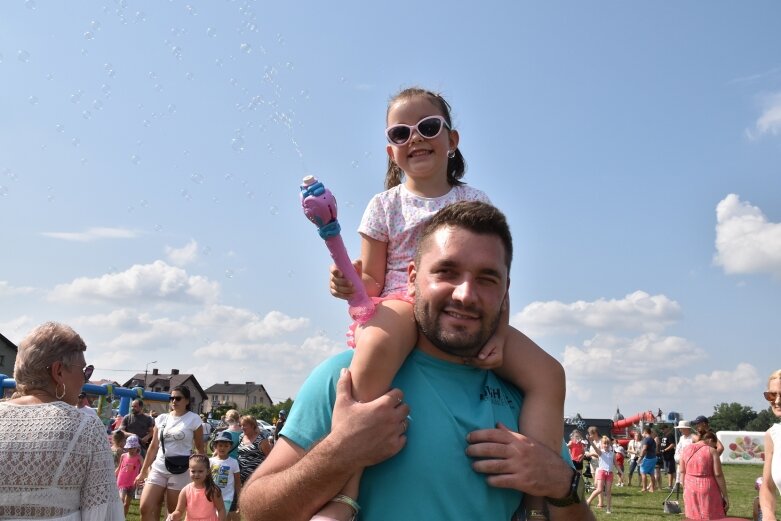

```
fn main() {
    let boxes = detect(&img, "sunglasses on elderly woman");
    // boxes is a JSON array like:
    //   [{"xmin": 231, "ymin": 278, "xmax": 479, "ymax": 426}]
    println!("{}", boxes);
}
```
[
  {"xmin": 385, "ymin": 115, "xmax": 450, "ymax": 146},
  {"xmin": 764, "ymin": 391, "xmax": 781, "ymax": 403}
]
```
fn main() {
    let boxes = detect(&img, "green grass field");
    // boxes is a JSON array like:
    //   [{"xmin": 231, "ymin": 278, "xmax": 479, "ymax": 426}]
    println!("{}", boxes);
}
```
[{"xmin": 124, "ymin": 464, "xmax": 769, "ymax": 520}]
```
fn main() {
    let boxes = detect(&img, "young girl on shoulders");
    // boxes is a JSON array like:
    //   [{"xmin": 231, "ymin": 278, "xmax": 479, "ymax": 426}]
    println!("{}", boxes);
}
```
[
  {"xmin": 167, "ymin": 454, "xmax": 226, "ymax": 521},
  {"xmin": 321, "ymin": 86, "xmax": 565, "ymax": 520}
]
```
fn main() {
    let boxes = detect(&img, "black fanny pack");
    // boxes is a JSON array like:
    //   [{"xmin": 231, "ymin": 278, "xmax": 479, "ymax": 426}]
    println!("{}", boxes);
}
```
[
  {"xmin": 161, "ymin": 417, "xmax": 190, "ymax": 475},
  {"xmin": 164, "ymin": 455, "xmax": 190, "ymax": 474}
]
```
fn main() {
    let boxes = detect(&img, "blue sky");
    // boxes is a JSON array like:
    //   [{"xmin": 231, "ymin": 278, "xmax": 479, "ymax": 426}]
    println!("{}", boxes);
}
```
[{"xmin": 1, "ymin": 1, "xmax": 780, "ymax": 421}]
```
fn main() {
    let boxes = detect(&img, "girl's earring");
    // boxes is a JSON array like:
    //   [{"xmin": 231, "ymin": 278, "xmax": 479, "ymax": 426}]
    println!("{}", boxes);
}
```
[{"xmin": 447, "ymin": 149, "xmax": 456, "ymax": 159}]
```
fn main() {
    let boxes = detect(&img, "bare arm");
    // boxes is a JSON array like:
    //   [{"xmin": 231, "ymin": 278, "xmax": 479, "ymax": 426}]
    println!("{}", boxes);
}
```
[
  {"xmin": 169, "ymin": 486, "xmax": 188, "ymax": 521},
  {"xmin": 711, "ymin": 447, "xmax": 729, "ymax": 511},
  {"xmin": 136, "ymin": 426, "xmax": 160, "ymax": 485},
  {"xmin": 715, "ymin": 438, "xmax": 725, "ymax": 456},
  {"xmin": 761, "ymin": 431, "xmax": 778, "ymax": 520},
  {"xmin": 193, "ymin": 425, "xmax": 205, "ymax": 454},
  {"xmin": 214, "ymin": 489, "xmax": 227, "ymax": 521},
  {"xmin": 239, "ymin": 369, "xmax": 408, "ymax": 521},
  {"xmin": 493, "ymin": 326, "xmax": 565, "ymax": 454},
  {"xmin": 359, "ymin": 234, "xmax": 387, "ymax": 298}
]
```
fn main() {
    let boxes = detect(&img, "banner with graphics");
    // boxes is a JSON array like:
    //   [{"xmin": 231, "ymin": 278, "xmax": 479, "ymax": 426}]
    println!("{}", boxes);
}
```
[{"xmin": 716, "ymin": 431, "xmax": 765, "ymax": 464}]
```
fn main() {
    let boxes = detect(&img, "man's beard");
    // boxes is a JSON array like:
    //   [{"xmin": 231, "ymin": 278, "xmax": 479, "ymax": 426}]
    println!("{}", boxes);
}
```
[{"xmin": 413, "ymin": 287, "xmax": 502, "ymax": 359}]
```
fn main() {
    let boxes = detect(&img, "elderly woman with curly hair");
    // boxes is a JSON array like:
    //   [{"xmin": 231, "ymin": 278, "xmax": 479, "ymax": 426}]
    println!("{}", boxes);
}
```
[{"xmin": 0, "ymin": 322, "xmax": 124, "ymax": 520}]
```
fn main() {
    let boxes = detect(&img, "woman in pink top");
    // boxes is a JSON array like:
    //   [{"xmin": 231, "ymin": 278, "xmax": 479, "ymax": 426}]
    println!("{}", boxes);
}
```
[{"xmin": 168, "ymin": 455, "xmax": 226, "ymax": 521}]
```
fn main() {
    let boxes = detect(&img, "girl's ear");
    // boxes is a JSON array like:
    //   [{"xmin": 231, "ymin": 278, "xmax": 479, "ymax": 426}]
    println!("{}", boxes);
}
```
[{"xmin": 448, "ymin": 129, "xmax": 459, "ymax": 154}]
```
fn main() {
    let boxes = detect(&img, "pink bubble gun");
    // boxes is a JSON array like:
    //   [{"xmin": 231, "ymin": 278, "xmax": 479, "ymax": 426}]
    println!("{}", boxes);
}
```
[{"xmin": 300, "ymin": 175, "xmax": 375, "ymax": 323}]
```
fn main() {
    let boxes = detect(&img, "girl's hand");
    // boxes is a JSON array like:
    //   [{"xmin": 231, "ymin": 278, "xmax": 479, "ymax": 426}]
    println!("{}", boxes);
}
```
[
  {"xmin": 329, "ymin": 260, "xmax": 361, "ymax": 300},
  {"xmin": 470, "ymin": 337, "xmax": 504, "ymax": 369}
]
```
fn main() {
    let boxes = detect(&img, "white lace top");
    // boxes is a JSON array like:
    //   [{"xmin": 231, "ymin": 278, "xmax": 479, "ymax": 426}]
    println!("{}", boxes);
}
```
[{"xmin": 0, "ymin": 401, "xmax": 124, "ymax": 520}]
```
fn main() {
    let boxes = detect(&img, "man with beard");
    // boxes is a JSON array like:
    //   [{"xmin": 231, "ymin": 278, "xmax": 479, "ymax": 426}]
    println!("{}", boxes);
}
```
[{"xmin": 240, "ymin": 201, "xmax": 592, "ymax": 521}]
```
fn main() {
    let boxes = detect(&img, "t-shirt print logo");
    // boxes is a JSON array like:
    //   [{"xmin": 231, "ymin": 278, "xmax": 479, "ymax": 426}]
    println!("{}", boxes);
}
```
[{"xmin": 480, "ymin": 385, "xmax": 514, "ymax": 407}]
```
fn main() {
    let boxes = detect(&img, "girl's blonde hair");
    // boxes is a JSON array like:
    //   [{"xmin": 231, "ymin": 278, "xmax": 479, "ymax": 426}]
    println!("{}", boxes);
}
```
[
  {"xmin": 14, "ymin": 322, "xmax": 86, "ymax": 395},
  {"xmin": 769, "ymin": 370, "xmax": 781, "ymax": 386},
  {"xmin": 225, "ymin": 409, "xmax": 240, "ymax": 424},
  {"xmin": 384, "ymin": 87, "xmax": 467, "ymax": 190}
]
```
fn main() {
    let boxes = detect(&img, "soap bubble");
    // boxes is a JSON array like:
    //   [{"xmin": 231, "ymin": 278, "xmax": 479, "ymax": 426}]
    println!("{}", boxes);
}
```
[
  {"xmin": 225, "ymin": 269, "xmax": 234, "ymax": 278},
  {"xmin": 55, "ymin": 123, "xmax": 65, "ymax": 133},
  {"xmin": 231, "ymin": 137, "xmax": 245, "ymax": 152},
  {"xmin": 101, "ymin": 84, "xmax": 111, "ymax": 97},
  {"xmin": 70, "ymin": 90, "xmax": 83, "ymax": 104},
  {"xmin": 139, "ymin": 199, "xmax": 150, "ymax": 208},
  {"xmin": 18, "ymin": 50, "xmax": 31, "ymax": 63},
  {"xmin": 28, "ymin": 95, "xmax": 39, "ymax": 105},
  {"xmin": 185, "ymin": 4, "xmax": 197, "ymax": 15},
  {"xmin": 90, "ymin": 20, "xmax": 101, "ymax": 31},
  {"xmin": 84, "ymin": 31, "xmax": 94, "ymax": 40},
  {"xmin": 92, "ymin": 99, "xmax": 104, "ymax": 110},
  {"xmin": 82, "ymin": 110, "xmax": 92, "ymax": 120},
  {"xmin": 206, "ymin": 27, "xmax": 216, "ymax": 37},
  {"xmin": 0, "ymin": 186, "xmax": 8, "ymax": 197},
  {"xmin": 167, "ymin": 104, "xmax": 177, "ymax": 114},
  {"xmin": 180, "ymin": 189, "xmax": 191, "ymax": 201},
  {"xmin": 148, "ymin": 71, "xmax": 158, "ymax": 80},
  {"xmin": 269, "ymin": 205, "xmax": 279, "ymax": 215},
  {"xmin": 71, "ymin": 137, "xmax": 81, "ymax": 147},
  {"xmin": 185, "ymin": 71, "xmax": 194, "ymax": 80},
  {"xmin": 190, "ymin": 172, "xmax": 205, "ymax": 184},
  {"xmin": 24, "ymin": 0, "xmax": 36, "ymax": 9},
  {"xmin": 171, "ymin": 46, "xmax": 182, "ymax": 60},
  {"xmin": 153, "ymin": 224, "xmax": 163, "ymax": 232},
  {"xmin": 240, "ymin": 43, "xmax": 251, "ymax": 54},
  {"xmin": 131, "ymin": 154, "xmax": 140, "ymax": 165}
]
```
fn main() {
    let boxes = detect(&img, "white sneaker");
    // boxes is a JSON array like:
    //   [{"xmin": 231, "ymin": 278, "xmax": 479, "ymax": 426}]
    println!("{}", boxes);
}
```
[{"xmin": 606, "ymin": 509, "xmax": 612, "ymax": 514}]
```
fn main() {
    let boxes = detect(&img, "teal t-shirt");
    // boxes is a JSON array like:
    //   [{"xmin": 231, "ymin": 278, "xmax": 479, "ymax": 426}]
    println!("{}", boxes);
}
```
[{"xmin": 284, "ymin": 349, "xmax": 525, "ymax": 520}]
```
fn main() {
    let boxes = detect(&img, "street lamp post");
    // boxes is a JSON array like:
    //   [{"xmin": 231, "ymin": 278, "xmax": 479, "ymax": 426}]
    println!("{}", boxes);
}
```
[{"xmin": 144, "ymin": 360, "xmax": 157, "ymax": 389}]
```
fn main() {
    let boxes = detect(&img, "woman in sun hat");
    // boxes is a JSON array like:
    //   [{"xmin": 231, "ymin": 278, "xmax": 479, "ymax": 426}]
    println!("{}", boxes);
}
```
[{"xmin": 674, "ymin": 420, "xmax": 694, "ymax": 486}]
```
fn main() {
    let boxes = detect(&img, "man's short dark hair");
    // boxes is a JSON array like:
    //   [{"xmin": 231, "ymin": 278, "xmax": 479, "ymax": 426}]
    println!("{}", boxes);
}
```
[
  {"xmin": 415, "ymin": 201, "xmax": 513, "ymax": 270},
  {"xmin": 132, "ymin": 399, "xmax": 144, "ymax": 408}
]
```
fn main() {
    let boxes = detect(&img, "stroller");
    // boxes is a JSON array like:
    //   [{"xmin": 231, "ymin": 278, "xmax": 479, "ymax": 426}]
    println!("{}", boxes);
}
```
[{"xmin": 581, "ymin": 455, "xmax": 595, "ymax": 493}]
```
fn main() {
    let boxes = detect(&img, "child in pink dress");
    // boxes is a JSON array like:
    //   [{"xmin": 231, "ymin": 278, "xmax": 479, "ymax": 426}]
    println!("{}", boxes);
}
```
[
  {"xmin": 168, "ymin": 454, "xmax": 226, "ymax": 521},
  {"xmin": 115, "ymin": 435, "xmax": 143, "ymax": 516}
]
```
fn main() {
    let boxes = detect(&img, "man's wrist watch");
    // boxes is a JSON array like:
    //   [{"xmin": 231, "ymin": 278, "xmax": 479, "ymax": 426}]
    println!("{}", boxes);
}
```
[{"xmin": 546, "ymin": 468, "xmax": 584, "ymax": 507}]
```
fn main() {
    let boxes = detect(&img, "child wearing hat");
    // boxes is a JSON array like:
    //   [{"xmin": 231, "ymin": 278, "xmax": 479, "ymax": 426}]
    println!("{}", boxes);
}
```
[
  {"xmin": 210, "ymin": 431, "xmax": 242, "ymax": 518},
  {"xmin": 116, "ymin": 435, "xmax": 143, "ymax": 516}
]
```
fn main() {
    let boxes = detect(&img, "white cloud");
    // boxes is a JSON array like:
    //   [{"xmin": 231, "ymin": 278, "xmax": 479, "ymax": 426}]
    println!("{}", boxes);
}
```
[
  {"xmin": 749, "ymin": 92, "xmax": 781, "ymax": 138},
  {"xmin": 166, "ymin": 239, "xmax": 199, "ymax": 266},
  {"xmin": 0, "ymin": 315, "xmax": 35, "ymax": 343},
  {"xmin": 49, "ymin": 261, "xmax": 220, "ymax": 303},
  {"xmin": 192, "ymin": 333, "xmax": 343, "ymax": 400},
  {"xmin": 562, "ymin": 333, "xmax": 707, "ymax": 381},
  {"xmin": 512, "ymin": 291, "xmax": 681, "ymax": 337},
  {"xmin": 190, "ymin": 306, "xmax": 309, "ymax": 341},
  {"xmin": 714, "ymin": 194, "xmax": 781, "ymax": 278},
  {"xmin": 0, "ymin": 281, "xmax": 35, "ymax": 297},
  {"xmin": 41, "ymin": 227, "xmax": 140, "ymax": 242},
  {"xmin": 620, "ymin": 363, "xmax": 760, "ymax": 400}
]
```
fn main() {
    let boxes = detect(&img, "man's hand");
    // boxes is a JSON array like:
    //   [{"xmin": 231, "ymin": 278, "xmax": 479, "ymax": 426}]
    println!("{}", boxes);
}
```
[
  {"xmin": 329, "ymin": 368, "xmax": 410, "ymax": 469},
  {"xmin": 466, "ymin": 423, "xmax": 570, "ymax": 498}
]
